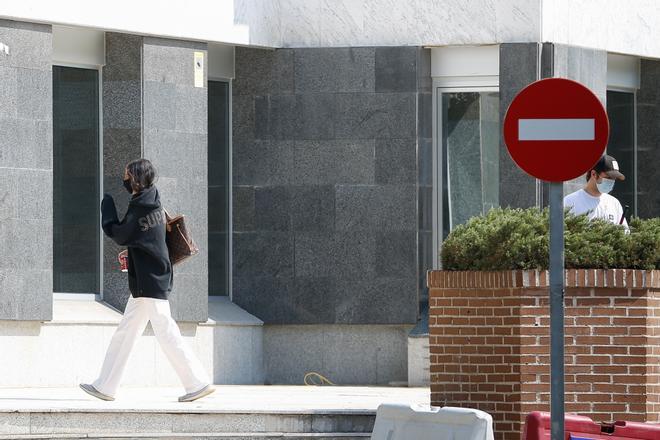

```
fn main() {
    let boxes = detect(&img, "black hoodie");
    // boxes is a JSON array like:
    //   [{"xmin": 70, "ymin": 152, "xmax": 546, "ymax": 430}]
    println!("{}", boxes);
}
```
[{"xmin": 101, "ymin": 186, "xmax": 172, "ymax": 299}]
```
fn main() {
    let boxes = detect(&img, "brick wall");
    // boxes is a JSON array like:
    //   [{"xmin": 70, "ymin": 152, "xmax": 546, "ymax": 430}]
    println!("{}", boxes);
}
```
[{"xmin": 428, "ymin": 269, "xmax": 660, "ymax": 440}]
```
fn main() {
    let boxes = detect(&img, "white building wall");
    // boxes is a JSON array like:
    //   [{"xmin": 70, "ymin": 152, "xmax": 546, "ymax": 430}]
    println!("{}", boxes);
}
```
[
  {"xmin": 542, "ymin": 0, "xmax": 660, "ymax": 59},
  {"xmin": 0, "ymin": 0, "xmax": 540, "ymax": 48},
  {"xmin": 4, "ymin": 0, "xmax": 660, "ymax": 59},
  {"xmin": 278, "ymin": 0, "xmax": 540, "ymax": 47},
  {"xmin": 0, "ymin": 0, "xmax": 281, "ymax": 47}
]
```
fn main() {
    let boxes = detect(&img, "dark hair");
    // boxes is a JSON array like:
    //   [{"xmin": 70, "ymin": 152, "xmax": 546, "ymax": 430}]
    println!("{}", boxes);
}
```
[
  {"xmin": 126, "ymin": 158, "xmax": 157, "ymax": 192},
  {"xmin": 585, "ymin": 169, "xmax": 600, "ymax": 182}
]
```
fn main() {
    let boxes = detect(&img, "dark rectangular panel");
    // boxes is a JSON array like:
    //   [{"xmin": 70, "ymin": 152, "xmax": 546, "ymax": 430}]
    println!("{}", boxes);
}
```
[
  {"xmin": 53, "ymin": 66, "xmax": 100, "ymax": 294},
  {"xmin": 607, "ymin": 90, "xmax": 636, "ymax": 218},
  {"xmin": 208, "ymin": 80, "xmax": 230, "ymax": 296}
]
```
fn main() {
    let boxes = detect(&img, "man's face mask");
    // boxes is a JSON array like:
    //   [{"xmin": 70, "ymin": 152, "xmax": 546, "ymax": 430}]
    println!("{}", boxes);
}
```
[{"xmin": 596, "ymin": 177, "xmax": 615, "ymax": 194}]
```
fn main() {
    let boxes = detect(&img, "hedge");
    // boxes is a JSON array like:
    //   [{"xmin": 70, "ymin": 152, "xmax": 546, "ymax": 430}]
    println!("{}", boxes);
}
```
[{"xmin": 441, "ymin": 208, "xmax": 660, "ymax": 271}]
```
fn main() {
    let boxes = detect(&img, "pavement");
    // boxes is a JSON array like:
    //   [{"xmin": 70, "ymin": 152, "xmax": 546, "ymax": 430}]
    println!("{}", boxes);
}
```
[{"xmin": 0, "ymin": 385, "xmax": 431, "ymax": 414}]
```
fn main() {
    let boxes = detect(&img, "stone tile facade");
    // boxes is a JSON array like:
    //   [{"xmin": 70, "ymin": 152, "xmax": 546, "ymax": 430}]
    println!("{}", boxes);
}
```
[
  {"xmin": 232, "ymin": 46, "xmax": 431, "ymax": 325},
  {"xmin": 103, "ymin": 34, "xmax": 209, "ymax": 321},
  {"xmin": 0, "ymin": 20, "xmax": 53, "ymax": 320}
]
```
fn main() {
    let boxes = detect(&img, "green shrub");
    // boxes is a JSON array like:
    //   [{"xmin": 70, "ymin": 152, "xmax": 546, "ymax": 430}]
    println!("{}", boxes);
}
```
[{"xmin": 440, "ymin": 208, "xmax": 660, "ymax": 271}]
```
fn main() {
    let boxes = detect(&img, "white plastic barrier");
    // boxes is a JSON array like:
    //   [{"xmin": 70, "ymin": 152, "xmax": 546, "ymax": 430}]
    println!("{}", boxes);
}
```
[{"xmin": 371, "ymin": 404, "xmax": 495, "ymax": 440}]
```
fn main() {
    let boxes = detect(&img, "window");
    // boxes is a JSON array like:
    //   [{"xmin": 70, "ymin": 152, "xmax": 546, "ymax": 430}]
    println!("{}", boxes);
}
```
[
  {"xmin": 606, "ymin": 90, "xmax": 636, "ymax": 216},
  {"xmin": 439, "ymin": 91, "xmax": 500, "ymax": 240},
  {"xmin": 208, "ymin": 80, "xmax": 231, "ymax": 296},
  {"xmin": 52, "ymin": 66, "xmax": 100, "ymax": 293}
]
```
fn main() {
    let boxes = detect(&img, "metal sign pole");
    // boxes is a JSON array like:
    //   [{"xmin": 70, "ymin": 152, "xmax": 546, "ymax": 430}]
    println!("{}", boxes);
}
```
[{"xmin": 549, "ymin": 181, "xmax": 565, "ymax": 440}]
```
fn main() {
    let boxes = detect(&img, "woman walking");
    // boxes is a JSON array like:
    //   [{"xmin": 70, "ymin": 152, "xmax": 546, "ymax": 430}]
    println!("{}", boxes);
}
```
[{"xmin": 80, "ymin": 158, "xmax": 215, "ymax": 402}]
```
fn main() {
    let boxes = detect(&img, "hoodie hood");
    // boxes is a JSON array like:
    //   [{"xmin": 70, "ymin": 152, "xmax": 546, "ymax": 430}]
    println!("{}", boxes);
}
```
[{"xmin": 129, "ymin": 185, "xmax": 161, "ymax": 210}]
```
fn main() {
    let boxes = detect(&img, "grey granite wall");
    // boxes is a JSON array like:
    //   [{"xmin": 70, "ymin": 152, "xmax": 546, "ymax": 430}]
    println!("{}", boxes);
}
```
[
  {"xmin": 103, "ymin": 34, "xmax": 209, "ymax": 321},
  {"xmin": 637, "ymin": 59, "xmax": 660, "ymax": 219},
  {"xmin": 499, "ymin": 43, "xmax": 539, "ymax": 208},
  {"xmin": 233, "ymin": 47, "xmax": 429, "ymax": 325},
  {"xmin": 499, "ymin": 43, "xmax": 607, "ymax": 206},
  {"xmin": 143, "ymin": 37, "xmax": 208, "ymax": 322},
  {"xmin": 0, "ymin": 20, "xmax": 53, "ymax": 320},
  {"xmin": 551, "ymin": 44, "xmax": 607, "ymax": 196},
  {"xmin": 102, "ymin": 33, "xmax": 143, "ymax": 313}
]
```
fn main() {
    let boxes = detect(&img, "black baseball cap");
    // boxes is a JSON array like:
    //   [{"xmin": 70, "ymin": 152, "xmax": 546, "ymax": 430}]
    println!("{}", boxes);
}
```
[{"xmin": 593, "ymin": 154, "xmax": 625, "ymax": 181}]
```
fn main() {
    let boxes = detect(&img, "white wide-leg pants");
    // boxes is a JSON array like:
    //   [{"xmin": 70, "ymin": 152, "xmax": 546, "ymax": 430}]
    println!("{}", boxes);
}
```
[{"xmin": 92, "ymin": 295, "xmax": 210, "ymax": 397}]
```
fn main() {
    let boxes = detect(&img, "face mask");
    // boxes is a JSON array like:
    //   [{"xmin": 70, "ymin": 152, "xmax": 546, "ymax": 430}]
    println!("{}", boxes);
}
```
[
  {"xmin": 596, "ymin": 178, "xmax": 615, "ymax": 194},
  {"xmin": 123, "ymin": 178, "xmax": 133, "ymax": 194}
]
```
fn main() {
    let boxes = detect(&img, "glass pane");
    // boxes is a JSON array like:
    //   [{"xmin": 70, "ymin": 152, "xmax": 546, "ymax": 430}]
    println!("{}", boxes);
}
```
[
  {"xmin": 208, "ymin": 81, "xmax": 230, "ymax": 296},
  {"xmin": 53, "ymin": 66, "xmax": 100, "ymax": 293},
  {"xmin": 441, "ymin": 91, "xmax": 500, "ymax": 239},
  {"xmin": 606, "ymin": 90, "xmax": 635, "ymax": 217}
]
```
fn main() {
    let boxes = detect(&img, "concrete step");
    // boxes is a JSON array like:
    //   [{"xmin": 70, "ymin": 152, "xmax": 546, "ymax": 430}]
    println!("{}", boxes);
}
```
[
  {"xmin": 1, "ymin": 411, "xmax": 375, "ymax": 438},
  {"xmin": 0, "ymin": 386, "xmax": 429, "ymax": 440},
  {"xmin": 1, "ymin": 431, "xmax": 371, "ymax": 439}
]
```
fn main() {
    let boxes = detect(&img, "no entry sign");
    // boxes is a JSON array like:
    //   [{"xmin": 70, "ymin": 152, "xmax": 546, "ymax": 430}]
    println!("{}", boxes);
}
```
[
  {"xmin": 503, "ymin": 78, "xmax": 609, "ymax": 182},
  {"xmin": 502, "ymin": 77, "xmax": 611, "ymax": 440}
]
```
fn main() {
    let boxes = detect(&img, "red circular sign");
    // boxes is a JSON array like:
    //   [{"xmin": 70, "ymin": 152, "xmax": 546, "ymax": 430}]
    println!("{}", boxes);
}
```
[{"xmin": 503, "ymin": 78, "xmax": 609, "ymax": 182}]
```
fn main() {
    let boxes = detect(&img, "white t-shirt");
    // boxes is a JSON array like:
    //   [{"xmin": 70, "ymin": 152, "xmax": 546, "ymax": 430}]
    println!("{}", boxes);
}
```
[{"xmin": 564, "ymin": 189, "xmax": 628, "ymax": 229}]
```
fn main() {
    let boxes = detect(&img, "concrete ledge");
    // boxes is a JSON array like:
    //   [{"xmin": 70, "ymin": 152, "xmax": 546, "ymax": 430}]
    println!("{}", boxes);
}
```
[
  {"xmin": 49, "ymin": 297, "xmax": 264, "ymax": 327},
  {"xmin": 0, "ymin": 386, "xmax": 428, "ymax": 438},
  {"xmin": 205, "ymin": 296, "xmax": 264, "ymax": 327},
  {"xmin": 50, "ymin": 298, "xmax": 123, "ymax": 325},
  {"xmin": 0, "ymin": 298, "xmax": 264, "ymax": 387}
]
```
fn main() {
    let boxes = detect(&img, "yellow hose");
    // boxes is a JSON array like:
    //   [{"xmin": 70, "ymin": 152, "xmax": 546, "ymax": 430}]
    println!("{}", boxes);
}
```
[{"xmin": 303, "ymin": 372, "xmax": 336, "ymax": 386}]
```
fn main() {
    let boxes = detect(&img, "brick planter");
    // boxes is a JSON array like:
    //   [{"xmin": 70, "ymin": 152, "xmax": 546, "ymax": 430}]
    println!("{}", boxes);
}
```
[{"xmin": 428, "ymin": 269, "xmax": 660, "ymax": 440}]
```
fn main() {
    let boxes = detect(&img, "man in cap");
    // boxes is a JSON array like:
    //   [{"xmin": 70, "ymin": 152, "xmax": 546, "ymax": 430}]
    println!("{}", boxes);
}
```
[{"xmin": 564, "ymin": 154, "xmax": 628, "ymax": 228}]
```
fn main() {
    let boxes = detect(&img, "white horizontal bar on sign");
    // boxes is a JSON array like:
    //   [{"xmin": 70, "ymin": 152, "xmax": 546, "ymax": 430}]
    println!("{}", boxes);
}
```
[{"xmin": 518, "ymin": 119, "xmax": 595, "ymax": 141}]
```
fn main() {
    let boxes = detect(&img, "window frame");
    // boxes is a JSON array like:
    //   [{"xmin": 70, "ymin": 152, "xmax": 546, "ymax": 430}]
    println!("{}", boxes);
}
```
[
  {"xmin": 52, "ymin": 63, "xmax": 104, "ymax": 301},
  {"xmin": 207, "ymin": 77, "xmax": 233, "ymax": 300},
  {"xmin": 432, "ymin": 84, "xmax": 499, "ymax": 270}
]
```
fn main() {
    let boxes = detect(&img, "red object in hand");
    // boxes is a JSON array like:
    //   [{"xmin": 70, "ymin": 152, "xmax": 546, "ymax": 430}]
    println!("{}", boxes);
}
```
[{"xmin": 118, "ymin": 250, "xmax": 128, "ymax": 272}]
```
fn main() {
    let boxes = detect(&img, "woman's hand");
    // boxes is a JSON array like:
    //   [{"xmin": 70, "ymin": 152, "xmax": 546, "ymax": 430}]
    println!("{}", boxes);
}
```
[
  {"xmin": 118, "ymin": 249, "xmax": 128, "ymax": 272},
  {"xmin": 101, "ymin": 193, "xmax": 115, "ymax": 209}
]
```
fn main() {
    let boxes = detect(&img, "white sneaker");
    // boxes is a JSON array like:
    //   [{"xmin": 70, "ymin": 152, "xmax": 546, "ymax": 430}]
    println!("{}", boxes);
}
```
[
  {"xmin": 80, "ymin": 383, "xmax": 115, "ymax": 401},
  {"xmin": 178, "ymin": 384, "xmax": 216, "ymax": 402}
]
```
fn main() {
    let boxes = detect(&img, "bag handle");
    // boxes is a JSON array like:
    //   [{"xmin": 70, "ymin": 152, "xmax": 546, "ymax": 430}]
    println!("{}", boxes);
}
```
[{"xmin": 175, "ymin": 223, "xmax": 195, "ymax": 249}]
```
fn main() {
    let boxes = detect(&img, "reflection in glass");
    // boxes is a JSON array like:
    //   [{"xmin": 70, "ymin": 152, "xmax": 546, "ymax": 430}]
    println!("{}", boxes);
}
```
[
  {"xmin": 441, "ymin": 92, "xmax": 500, "ymax": 239},
  {"xmin": 53, "ymin": 66, "xmax": 100, "ymax": 293},
  {"xmin": 208, "ymin": 81, "xmax": 230, "ymax": 296},
  {"xmin": 607, "ymin": 90, "xmax": 636, "ymax": 217}
]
